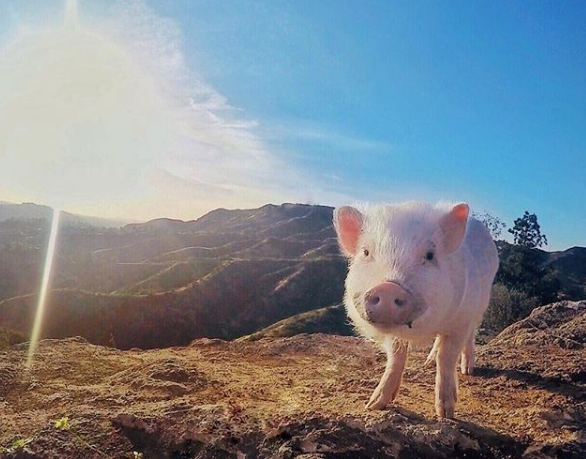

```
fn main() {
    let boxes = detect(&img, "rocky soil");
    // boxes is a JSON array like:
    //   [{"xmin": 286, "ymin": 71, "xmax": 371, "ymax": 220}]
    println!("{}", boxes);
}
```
[{"xmin": 0, "ymin": 302, "xmax": 585, "ymax": 459}]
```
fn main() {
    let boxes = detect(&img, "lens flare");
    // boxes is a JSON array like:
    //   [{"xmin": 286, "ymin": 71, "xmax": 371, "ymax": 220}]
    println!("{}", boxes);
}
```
[
  {"xmin": 26, "ymin": 209, "xmax": 61, "ymax": 369},
  {"xmin": 65, "ymin": 0, "xmax": 79, "ymax": 29},
  {"xmin": 24, "ymin": 1, "xmax": 77, "ymax": 369}
]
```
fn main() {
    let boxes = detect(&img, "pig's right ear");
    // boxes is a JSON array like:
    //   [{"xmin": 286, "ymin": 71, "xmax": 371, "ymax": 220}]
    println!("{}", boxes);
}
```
[
  {"xmin": 438, "ymin": 203, "xmax": 469, "ymax": 253},
  {"xmin": 334, "ymin": 206, "xmax": 363, "ymax": 257}
]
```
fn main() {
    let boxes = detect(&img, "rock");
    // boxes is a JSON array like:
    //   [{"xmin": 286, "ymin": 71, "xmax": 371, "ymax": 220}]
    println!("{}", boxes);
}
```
[
  {"xmin": 492, "ymin": 301, "xmax": 586, "ymax": 348},
  {"xmin": 479, "ymin": 301, "xmax": 586, "ymax": 383},
  {"xmin": 147, "ymin": 361, "xmax": 194, "ymax": 383}
]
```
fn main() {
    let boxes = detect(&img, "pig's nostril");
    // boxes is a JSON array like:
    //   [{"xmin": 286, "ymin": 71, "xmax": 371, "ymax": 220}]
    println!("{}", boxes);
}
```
[
  {"xmin": 365, "ymin": 294, "xmax": 380, "ymax": 307},
  {"xmin": 394, "ymin": 298, "xmax": 405, "ymax": 307}
]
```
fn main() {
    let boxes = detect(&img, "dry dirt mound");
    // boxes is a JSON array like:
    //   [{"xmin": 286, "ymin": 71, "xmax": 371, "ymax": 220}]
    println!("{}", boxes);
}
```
[
  {"xmin": 490, "ymin": 301, "xmax": 586, "ymax": 350},
  {"xmin": 0, "ymin": 330, "xmax": 584, "ymax": 459}
]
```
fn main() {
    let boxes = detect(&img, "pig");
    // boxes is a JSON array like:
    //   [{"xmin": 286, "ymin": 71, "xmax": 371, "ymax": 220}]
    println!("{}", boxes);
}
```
[{"xmin": 333, "ymin": 201, "xmax": 498, "ymax": 418}]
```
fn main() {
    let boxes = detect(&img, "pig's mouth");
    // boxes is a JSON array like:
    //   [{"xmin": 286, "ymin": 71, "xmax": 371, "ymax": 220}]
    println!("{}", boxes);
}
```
[{"xmin": 352, "ymin": 287, "xmax": 425, "ymax": 330}]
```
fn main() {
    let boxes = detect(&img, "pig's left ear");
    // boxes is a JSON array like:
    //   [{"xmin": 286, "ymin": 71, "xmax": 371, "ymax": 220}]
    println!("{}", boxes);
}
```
[
  {"xmin": 334, "ymin": 206, "xmax": 363, "ymax": 257},
  {"xmin": 438, "ymin": 203, "xmax": 469, "ymax": 253}
]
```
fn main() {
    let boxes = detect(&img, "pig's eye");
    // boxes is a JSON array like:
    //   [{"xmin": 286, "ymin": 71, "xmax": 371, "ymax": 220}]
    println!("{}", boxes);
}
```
[
  {"xmin": 425, "ymin": 251, "xmax": 434, "ymax": 261},
  {"xmin": 362, "ymin": 248, "xmax": 370, "ymax": 257}
]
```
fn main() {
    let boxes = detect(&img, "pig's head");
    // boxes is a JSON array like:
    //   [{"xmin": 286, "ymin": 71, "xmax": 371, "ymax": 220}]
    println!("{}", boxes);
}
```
[{"xmin": 334, "ymin": 202, "xmax": 469, "ymax": 334}]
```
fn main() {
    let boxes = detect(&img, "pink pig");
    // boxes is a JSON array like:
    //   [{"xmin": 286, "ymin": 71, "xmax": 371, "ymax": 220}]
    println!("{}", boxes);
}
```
[{"xmin": 334, "ymin": 202, "xmax": 499, "ymax": 418}]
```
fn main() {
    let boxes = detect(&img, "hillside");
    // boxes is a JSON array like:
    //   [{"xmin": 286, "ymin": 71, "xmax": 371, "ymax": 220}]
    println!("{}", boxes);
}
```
[
  {"xmin": 240, "ymin": 304, "xmax": 354, "ymax": 341},
  {"xmin": 0, "ymin": 301, "xmax": 584, "ymax": 458},
  {"xmin": 546, "ymin": 247, "xmax": 586, "ymax": 299},
  {"xmin": 0, "ymin": 204, "xmax": 345, "ymax": 348}
]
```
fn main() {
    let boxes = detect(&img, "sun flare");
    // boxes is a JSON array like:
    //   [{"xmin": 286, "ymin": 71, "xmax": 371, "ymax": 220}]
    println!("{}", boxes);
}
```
[{"xmin": 26, "ymin": 208, "xmax": 61, "ymax": 369}]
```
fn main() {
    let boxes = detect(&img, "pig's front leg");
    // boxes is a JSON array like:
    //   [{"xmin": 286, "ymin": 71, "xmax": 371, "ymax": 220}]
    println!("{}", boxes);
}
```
[
  {"xmin": 435, "ymin": 335, "xmax": 463, "ymax": 419},
  {"xmin": 366, "ymin": 339, "xmax": 409, "ymax": 410}
]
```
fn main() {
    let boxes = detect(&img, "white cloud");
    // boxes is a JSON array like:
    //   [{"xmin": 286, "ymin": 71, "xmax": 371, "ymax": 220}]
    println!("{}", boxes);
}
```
[
  {"xmin": 0, "ymin": 0, "xmax": 357, "ymax": 221},
  {"xmin": 286, "ymin": 125, "xmax": 392, "ymax": 153}
]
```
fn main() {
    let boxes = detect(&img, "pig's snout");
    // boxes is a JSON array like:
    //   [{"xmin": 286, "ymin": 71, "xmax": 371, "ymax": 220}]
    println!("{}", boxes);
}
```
[{"xmin": 363, "ymin": 282, "xmax": 415, "ymax": 328}]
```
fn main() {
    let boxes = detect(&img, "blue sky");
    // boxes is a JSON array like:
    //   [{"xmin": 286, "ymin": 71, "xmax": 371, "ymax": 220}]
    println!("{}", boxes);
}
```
[{"xmin": 0, "ymin": 0, "xmax": 585, "ymax": 250}]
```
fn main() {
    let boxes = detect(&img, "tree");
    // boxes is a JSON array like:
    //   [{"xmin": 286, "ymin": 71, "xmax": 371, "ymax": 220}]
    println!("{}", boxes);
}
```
[
  {"xmin": 508, "ymin": 211, "xmax": 548, "ymax": 248},
  {"xmin": 473, "ymin": 212, "xmax": 506, "ymax": 240},
  {"xmin": 496, "ymin": 243, "xmax": 560, "ymax": 305}
]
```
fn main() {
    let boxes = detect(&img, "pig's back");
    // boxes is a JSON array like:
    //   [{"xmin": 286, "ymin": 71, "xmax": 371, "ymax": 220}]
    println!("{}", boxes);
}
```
[{"xmin": 462, "ymin": 217, "xmax": 499, "ymax": 283}]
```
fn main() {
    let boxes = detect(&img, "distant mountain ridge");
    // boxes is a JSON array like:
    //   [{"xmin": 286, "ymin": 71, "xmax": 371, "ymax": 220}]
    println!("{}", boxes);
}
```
[
  {"xmin": 123, "ymin": 203, "xmax": 335, "ymax": 236},
  {"xmin": 0, "ymin": 201, "xmax": 127, "ymax": 228}
]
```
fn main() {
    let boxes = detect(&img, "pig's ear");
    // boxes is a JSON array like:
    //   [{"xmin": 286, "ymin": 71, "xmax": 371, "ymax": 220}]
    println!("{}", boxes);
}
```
[
  {"xmin": 438, "ymin": 203, "xmax": 469, "ymax": 253},
  {"xmin": 334, "ymin": 206, "xmax": 363, "ymax": 257}
]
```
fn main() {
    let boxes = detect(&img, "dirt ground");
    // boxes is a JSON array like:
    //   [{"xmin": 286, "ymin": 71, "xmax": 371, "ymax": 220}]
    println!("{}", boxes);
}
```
[{"xmin": 0, "ymin": 317, "xmax": 584, "ymax": 459}]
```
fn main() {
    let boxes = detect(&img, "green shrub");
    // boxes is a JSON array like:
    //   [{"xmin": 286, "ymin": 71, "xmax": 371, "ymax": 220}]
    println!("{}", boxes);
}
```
[{"xmin": 482, "ymin": 283, "xmax": 539, "ymax": 333}]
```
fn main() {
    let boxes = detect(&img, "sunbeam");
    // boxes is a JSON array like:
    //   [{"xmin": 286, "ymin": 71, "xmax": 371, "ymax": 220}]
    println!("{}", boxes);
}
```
[{"xmin": 26, "ymin": 208, "xmax": 61, "ymax": 369}]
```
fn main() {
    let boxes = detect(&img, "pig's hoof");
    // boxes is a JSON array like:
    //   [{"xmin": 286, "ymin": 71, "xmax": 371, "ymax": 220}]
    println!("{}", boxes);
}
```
[
  {"xmin": 435, "ymin": 401, "xmax": 455, "ymax": 419},
  {"xmin": 366, "ymin": 390, "xmax": 391, "ymax": 410},
  {"xmin": 460, "ymin": 360, "xmax": 474, "ymax": 375},
  {"xmin": 365, "ymin": 398, "xmax": 388, "ymax": 410},
  {"xmin": 366, "ymin": 381, "xmax": 402, "ymax": 410}
]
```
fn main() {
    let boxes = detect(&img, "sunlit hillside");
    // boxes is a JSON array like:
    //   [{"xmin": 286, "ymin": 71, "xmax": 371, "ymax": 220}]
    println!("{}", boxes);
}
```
[{"xmin": 0, "ymin": 203, "xmax": 348, "ymax": 348}]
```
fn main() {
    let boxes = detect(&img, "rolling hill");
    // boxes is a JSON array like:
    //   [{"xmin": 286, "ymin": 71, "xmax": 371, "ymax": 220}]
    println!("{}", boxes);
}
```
[
  {"xmin": 0, "ymin": 203, "xmax": 346, "ymax": 348},
  {"xmin": 238, "ymin": 303, "xmax": 354, "ymax": 341}
]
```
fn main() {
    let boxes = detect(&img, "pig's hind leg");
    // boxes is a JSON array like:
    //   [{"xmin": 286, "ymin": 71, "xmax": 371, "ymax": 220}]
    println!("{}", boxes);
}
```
[
  {"xmin": 435, "ymin": 335, "xmax": 463, "ymax": 419},
  {"xmin": 460, "ymin": 331, "xmax": 475, "ymax": 375},
  {"xmin": 366, "ymin": 338, "xmax": 409, "ymax": 410}
]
